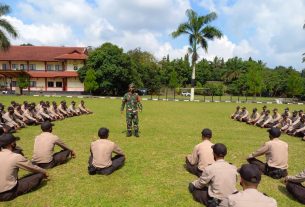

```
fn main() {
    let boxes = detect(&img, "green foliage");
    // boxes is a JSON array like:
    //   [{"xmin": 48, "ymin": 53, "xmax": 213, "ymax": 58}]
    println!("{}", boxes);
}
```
[
  {"xmin": 0, "ymin": 4, "xmax": 18, "ymax": 51},
  {"xmin": 84, "ymin": 68, "xmax": 99, "ymax": 94},
  {"xmin": 246, "ymin": 61, "xmax": 264, "ymax": 96},
  {"xmin": 17, "ymin": 74, "xmax": 29, "ymax": 94},
  {"xmin": 204, "ymin": 82, "xmax": 224, "ymax": 96},
  {"xmin": 287, "ymin": 72, "xmax": 304, "ymax": 97},
  {"xmin": 168, "ymin": 70, "xmax": 179, "ymax": 89}
]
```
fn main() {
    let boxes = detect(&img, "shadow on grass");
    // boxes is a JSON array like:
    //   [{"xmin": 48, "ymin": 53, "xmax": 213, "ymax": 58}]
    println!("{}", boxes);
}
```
[{"xmin": 278, "ymin": 185, "xmax": 297, "ymax": 201}]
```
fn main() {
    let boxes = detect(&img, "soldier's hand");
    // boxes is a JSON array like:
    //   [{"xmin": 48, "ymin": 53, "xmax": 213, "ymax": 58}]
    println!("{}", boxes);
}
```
[{"xmin": 71, "ymin": 150, "xmax": 76, "ymax": 158}]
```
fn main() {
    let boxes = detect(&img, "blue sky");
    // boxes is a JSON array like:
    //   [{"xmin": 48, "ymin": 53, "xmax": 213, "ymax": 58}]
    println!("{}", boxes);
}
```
[{"xmin": 2, "ymin": 0, "xmax": 305, "ymax": 70}]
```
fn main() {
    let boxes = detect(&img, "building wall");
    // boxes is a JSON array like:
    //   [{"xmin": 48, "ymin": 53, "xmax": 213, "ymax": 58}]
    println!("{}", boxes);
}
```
[
  {"xmin": 66, "ymin": 60, "xmax": 84, "ymax": 71},
  {"xmin": 67, "ymin": 77, "xmax": 84, "ymax": 91}
]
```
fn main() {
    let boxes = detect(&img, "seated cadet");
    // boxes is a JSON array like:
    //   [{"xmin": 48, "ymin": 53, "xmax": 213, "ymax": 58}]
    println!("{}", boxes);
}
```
[
  {"xmin": 30, "ymin": 103, "xmax": 44, "ymax": 123},
  {"xmin": 247, "ymin": 127, "xmax": 288, "ymax": 179},
  {"xmin": 230, "ymin": 106, "xmax": 241, "ymax": 119},
  {"xmin": 32, "ymin": 121, "xmax": 76, "ymax": 169},
  {"xmin": 0, "ymin": 133, "xmax": 48, "ymax": 201},
  {"xmin": 260, "ymin": 105, "xmax": 267, "ymax": 116},
  {"xmin": 188, "ymin": 143, "xmax": 238, "ymax": 206},
  {"xmin": 88, "ymin": 127, "xmax": 125, "ymax": 175},
  {"xmin": 287, "ymin": 116, "xmax": 305, "ymax": 137},
  {"xmin": 20, "ymin": 101, "xmax": 28, "ymax": 113},
  {"xmin": 219, "ymin": 164, "xmax": 277, "ymax": 207},
  {"xmin": 236, "ymin": 107, "xmax": 249, "ymax": 122},
  {"xmin": 282, "ymin": 107, "xmax": 290, "ymax": 117},
  {"xmin": 0, "ymin": 129, "xmax": 24, "ymax": 155},
  {"xmin": 50, "ymin": 102, "xmax": 65, "ymax": 120},
  {"xmin": 185, "ymin": 128, "xmax": 214, "ymax": 177},
  {"xmin": 284, "ymin": 168, "xmax": 305, "ymax": 204},
  {"xmin": 22, "ymin": 104, "xmax": 39, "ymax": 125},
  {"xmin": 67, "ymin": 101, "xmax": 81, "ymax": 116},
  {"xmin": 58, "ymin": 101, "xmax": 71, "ymax": 117},
  {"xmin": 45, "ymin": 101, "xmax": 60, "ymax": 120},
  {"xmin": 290, "ymin": 111, "xmax": 300, "ymax": 124},
  {"xmin": 0, "ymin": 111, "xmax": 13, "ymax": 133},
  {"xmin": 246, "ymin": 108, "xmax": 260, "ymax": 125},
  {"xmin": 2, "ymin": 107, "xmax": 24, "ymax": 130},
  {"xmin": 255, "ymin": 110, "xmax": 272, "ymax": 128},
  {"xmin": 37, "ymin": 103, "xmax": 54, "ymax": 122},
  {"xmin": 78, "ymin": 100, "xmax": 92, "ymax": 114},
  {"xmin": 13, "ymin": 105, "xmax": 27, "ymax": 127},
  {"xmin": 274, "ymin": 114, "xmax": 292, "ymax": 133},
  {"xmin": 264, "ymin": 108, "xmax": 281, "ymax": 128}
]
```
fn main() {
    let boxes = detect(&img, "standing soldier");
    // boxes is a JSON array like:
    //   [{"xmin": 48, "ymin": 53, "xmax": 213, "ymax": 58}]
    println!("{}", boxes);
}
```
[{"xmin": 121, "ymin": 83, "xmax": 142, "ymax": 137}]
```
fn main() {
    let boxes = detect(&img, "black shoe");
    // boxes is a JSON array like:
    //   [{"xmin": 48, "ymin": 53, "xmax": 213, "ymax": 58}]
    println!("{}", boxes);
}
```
[
  {"xmin": 126, "ymin": 130, "xmax": 132, "ymax": 137},
  {"xmin": 134, "ymin": 130, "xmax": 139, "ymax": 137}
]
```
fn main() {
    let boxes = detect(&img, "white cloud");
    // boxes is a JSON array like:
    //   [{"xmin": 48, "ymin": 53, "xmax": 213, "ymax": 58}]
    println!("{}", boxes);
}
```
[{"xmin": 5, "ymin": 16, "xmax": 73, "ymax": 45}]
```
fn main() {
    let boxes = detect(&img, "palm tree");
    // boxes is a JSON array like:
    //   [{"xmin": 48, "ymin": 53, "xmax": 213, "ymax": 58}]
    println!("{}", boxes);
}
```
[
  {"xmin": 0, "ymin": 4, "xmax": 18, "ymax": 51},
  {"xmin": 171, "ymin": 9, "xmax": 222, "ymax": 101}
]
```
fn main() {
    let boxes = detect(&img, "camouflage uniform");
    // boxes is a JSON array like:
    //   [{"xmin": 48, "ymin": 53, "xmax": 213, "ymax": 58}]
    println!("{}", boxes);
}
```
[{"xmin": 121, "ymin": 88, "xmax": 142, "ymax": 137}]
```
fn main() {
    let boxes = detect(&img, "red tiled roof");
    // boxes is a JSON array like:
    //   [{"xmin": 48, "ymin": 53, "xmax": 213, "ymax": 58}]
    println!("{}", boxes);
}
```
[
  {"xmin": 0, "ymin": 46, "xmax": 87, "ymax": 61},
  {"xmin": 55, "ymin": 51, "xmax": 87, "ymax": 60},
  {"xmin": 27, "ymin": 71, "xmax": 79, "ymax": 78}
]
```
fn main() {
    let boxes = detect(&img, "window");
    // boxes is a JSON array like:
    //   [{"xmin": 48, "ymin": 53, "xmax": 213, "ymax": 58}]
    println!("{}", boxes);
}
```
[
  {"xmin": 30, "ymin": 81, "xmax": 36, "ymax": 87},
  {"xmin": 55, "ymin": 65, "xmax": 63, "ymax": 71},
  {"xmin": 12, "ymin": 64, "xmax": 19, "ymax": 70},
  {"xmin": 47, "ymin": 82, "xmax": 54, "ymax": 87},
  {"xmin": 11, "ymin": 81, "xmax": 17, "ymax": 87},
  {"xmin": 56, "ymin": 82, "xmax": 62, "ymax": 88},
  {"xmin": 20, "ymin": 64, "xmax": 27, "ymax": 70},
  {"xmin": 47, "ymin": 65, "xmax": 54, "ymax": 71},
  {"xmin": 2, "ymin": 64, "xmax": 7, "ymax": 70},
  {"xmin": 29, "ymin": 64, "xmax": 36, "ymax": 70},
  {"xmin": 73, "ymin": 65, "xmax": 78, "ymax": 70}
]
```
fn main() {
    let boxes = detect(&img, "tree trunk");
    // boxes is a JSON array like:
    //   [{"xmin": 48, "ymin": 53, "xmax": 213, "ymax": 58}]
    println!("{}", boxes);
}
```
[{"xmin": 190, "ymin": 63, "xmax": 196, "ymax": 101}]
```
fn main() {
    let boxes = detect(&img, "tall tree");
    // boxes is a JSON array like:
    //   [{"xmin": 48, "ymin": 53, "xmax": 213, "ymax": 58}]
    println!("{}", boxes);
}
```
[
  {"xmin": 17, "ymin": 74, "xmax": 29, "ymax": 95},
  {"xmin": 287, "ymin": 72, "xmax": 304, "ymax": 97},
  {"xmin": 0, "ymin": 4, "xmax": 18, "ymax": 51},
  {"xmin": 171, "ymin": 9, "xmax": 222, "ymax": 101},
  {"xmin": 246, "ymin": 61, "xmax": 264, "ymax": 98},
  {"xmin": 84, "ymin": 68, "xmax": 98, "ymax": 95}
]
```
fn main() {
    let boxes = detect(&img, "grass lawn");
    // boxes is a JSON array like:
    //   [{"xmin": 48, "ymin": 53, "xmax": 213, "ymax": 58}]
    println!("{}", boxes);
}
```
[{"xmin": 0, "ymin": 95, "xmax": 304, "ymax": 207}]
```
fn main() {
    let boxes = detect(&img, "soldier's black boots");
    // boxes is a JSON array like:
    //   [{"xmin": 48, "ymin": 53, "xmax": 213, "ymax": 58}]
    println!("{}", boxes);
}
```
[
  {"xmin": 126, "ymin": 130, "xmax": 132, "ymax": 137},
  {"xmin": 134, "ymin": 130, "xmax": 139, "ymax": 137}
]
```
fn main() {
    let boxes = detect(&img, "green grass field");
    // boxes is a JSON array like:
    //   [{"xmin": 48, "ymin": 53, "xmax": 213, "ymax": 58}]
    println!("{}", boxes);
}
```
[{"xmin": 0, "ymin": 95, "xmax": 304, "ymax": 207}]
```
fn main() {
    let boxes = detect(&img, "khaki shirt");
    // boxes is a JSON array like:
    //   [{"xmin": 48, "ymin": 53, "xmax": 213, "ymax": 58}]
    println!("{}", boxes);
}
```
[
  {"xmin": 67, "ymin": 105, "xmax": 78, "ymax": 113},
  {"xmin": 2, "ymin": 112, "xmax": 18, "ymax": 127},
  {"xmin": 249, "ymin": 112, "xmax": 260, "ymax": 121},
  {"xmin": 0, "ymin": 149, "xmax": 46, "ymax": 193},
  {"xmin": 78, "ymin": 104, "xmax": 87, "ymax": 113},
  {"xmin": 250, "ymin": 138, "xmax": 288, "ymax": 169},
  {"xmin": 187, "ymin": 139, "xmax": 215, "ymax": 171},
  {"xmin": 38, "ymin": 108, "xmax": 51, "ymax": 119},
  {"xmin": 22, "ymin": 109, "xmax": 37, "ymax": 122},
  {"xmin": 219, "ymin": 189, "xmax": 277, "ymax": 207},
  {"xmin": 287, "ymin": 169, "xmax": 305, "ymax": 183},
  {"xmin": 91, "ymin": 139, "xmax": 124, "ymax": 169},
  {"xmin": 271, "ymin": 112, "xmax": 281, "ymax": 123},
  {"xmin": 32, "ymin": 132, "xmax": 71, "ymax": 164},
  {"xmin": 58, "ymin": 104, "xmax": 68, "ymax": 115},
  {"xmin": 192, "ymin": 159, "xmax": 238, "ymax": 200}
]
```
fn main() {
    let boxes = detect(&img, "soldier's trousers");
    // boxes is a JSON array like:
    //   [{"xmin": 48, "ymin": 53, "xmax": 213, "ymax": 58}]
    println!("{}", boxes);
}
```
[
  {"xmin": 0, "ymin": 173, "xmax": 45, "ymax": 201},
  {"xmin": 126, "ymin": 112, "xmax": 139, "ymax": 131},
  {"xmin": 247, "ymin": 158, "xmax": 287, "ymax": 179},
  {"xmin": 191, "ymin": 187, "xmax": 221, "ymax": 207},
  {"xmin": 88, "ymin": 154, "xmax": 125, "ymax": 175},
  {"xmin": 36, "ymin": 150, "xmax": 71, "ymax": 169},
  {"xmin": 185, "ymin": 158, "xmax": 202, "ymax": 177},
  {"xmin": 286, "ymin": 181, "xmax": 305, "ymax": 204}
]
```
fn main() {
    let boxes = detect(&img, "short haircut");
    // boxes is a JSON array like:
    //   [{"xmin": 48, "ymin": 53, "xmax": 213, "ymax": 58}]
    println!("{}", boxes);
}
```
[
  {"xmin": 201, "ymin": 128, "xmax": 212, "ymax": 138},
  {"xmin": 98, "ymin": 128, "xmax": 109, "ymax": 139}
]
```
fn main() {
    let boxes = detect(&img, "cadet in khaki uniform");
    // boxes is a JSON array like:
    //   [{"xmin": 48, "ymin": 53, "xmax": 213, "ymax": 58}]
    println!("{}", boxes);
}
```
[
  {"xmin": 274, "ymin": 114, "xmax": 292, "ymax": 133},
  {"xmin": 284, "ymin": 168, "xmax": 305, "ymax": 204},
  {"xmin": 188, "ymin": 143, "xmax": 238, "ymax": 206},
  {"xmin": 22, "ymin": 105, "xmax": 39, "ymax": 125},
  {"xmin": 265, "ymin": 108, "xmax": 281, "ymax": 128},
  {"xmin": 78, "ymin": 100, "xmax": 92, "ymax": 114},
  {"xmin": 67, "ymin": 101, "xmax": 80, "ymax": 116},
  {"xmin": 185, "ymin": 128, "xmax": 215, "ymax": 177},
  {"xmin": 219, "ymin": 164, "xmax": 277, "ymax": 207},
  {"xmin": 246, "ymin": 108, "xmax": 260, "ymax": 125},
  {"xmin": 247, "ymin": 127, "xmax": 288, "ymax": 179},
  {"xmin": 230, "ymin": 106, "xmax": 241, "ymax": 119},
  {"xmin": 32, "ymin": 121, "xmax": 76, "ymax": 169},
  {"xmin": 0, "ymin": 133, "xmax": 48, "ymax": 201},
  {"xmin": 287, "ymin": 116, "xmax": 305, "ymax": 137},
  {"xmin": 255, "ymin": 110, "xmax": 272, "ymax": 128},
  {"xmin": 88, "ymin": 128, "xmax": 125, "ymax": 175},
  {"xmin": 2, "ymin": 107, "xmax": 21, "ymax": 130},
  {"xmin": 236, "ymin": 107, "xmax": 249, "ymax": 122}
]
